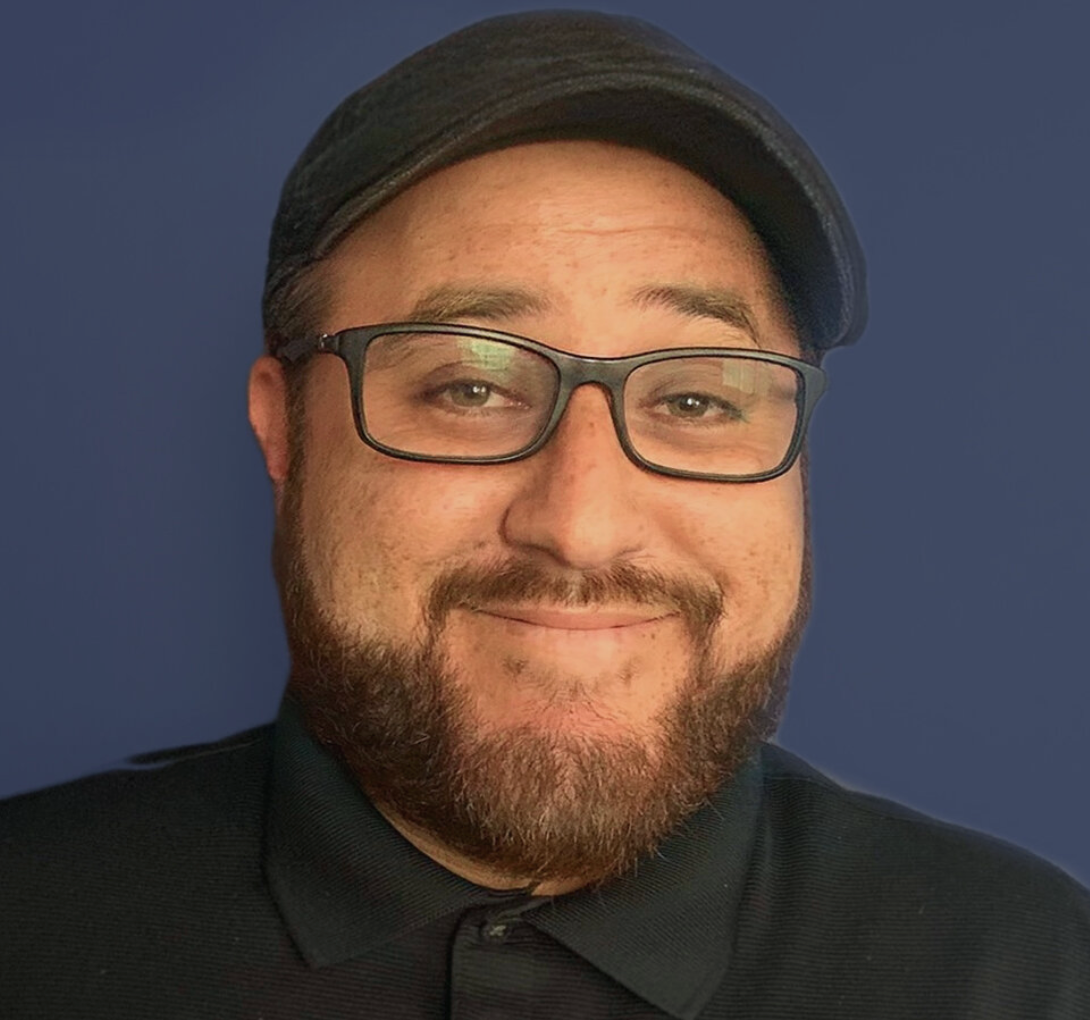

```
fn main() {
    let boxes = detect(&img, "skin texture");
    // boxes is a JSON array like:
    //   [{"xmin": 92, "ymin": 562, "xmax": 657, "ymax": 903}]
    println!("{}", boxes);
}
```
[{"xmin": 248, "ymin": 140, "xmax": 812, "ymax": 897}]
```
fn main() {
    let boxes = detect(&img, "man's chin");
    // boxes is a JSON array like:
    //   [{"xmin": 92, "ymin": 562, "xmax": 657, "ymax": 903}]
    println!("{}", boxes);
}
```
[
  {"xmin": 440, "ymin": 618, "xmax": 685, "ymax": 736},
  {"xmin": 286, "ymin": 621, "xmax": 783, "ymax": 892}
]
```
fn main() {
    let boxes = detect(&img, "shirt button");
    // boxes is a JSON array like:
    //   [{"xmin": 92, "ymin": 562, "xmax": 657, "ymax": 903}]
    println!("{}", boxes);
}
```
[{"xmin": 481, "ymin": 922, "xmax": 510, "ymax": 943}]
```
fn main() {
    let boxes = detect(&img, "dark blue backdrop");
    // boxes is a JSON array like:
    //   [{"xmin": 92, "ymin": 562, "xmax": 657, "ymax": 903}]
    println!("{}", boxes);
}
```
[{"xmin": 2, "ymin": 1, "xmax": 1087, "ymax": 887}]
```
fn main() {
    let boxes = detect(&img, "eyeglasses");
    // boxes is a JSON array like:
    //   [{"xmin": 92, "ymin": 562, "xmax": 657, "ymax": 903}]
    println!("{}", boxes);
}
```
[{"xmin": 276, "ymin": 323, "xmax": 828, "ymax": 482}]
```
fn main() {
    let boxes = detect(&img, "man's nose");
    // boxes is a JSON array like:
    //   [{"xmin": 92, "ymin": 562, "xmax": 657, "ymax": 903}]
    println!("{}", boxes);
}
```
[{"xmin": 500, "ymin": 384, "xmax": 651, "ymax": 571}]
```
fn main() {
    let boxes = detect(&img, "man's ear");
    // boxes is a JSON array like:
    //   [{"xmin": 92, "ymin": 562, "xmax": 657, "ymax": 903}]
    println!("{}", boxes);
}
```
[{"xmin": 248, "ymin": 356, "xmax": 292, "ymax": 500}]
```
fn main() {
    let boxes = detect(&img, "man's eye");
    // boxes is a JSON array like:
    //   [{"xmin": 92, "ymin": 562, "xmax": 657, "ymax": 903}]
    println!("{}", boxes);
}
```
[
  {"xmin": 441, "ymin": 381, "xmax": 496, "ymax": 407},
  {"xmin": 657, "ymin": 393, "xmax": 744, "ymax": 421},
  {"xmin": 422, "ymin": 380, "xmax": 531, "ymax": 412}
]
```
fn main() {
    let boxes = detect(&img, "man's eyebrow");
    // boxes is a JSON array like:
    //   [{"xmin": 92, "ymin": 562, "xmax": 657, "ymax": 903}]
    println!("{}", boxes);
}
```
[
  {"xmin": 631, "ymin": 284, "xmax": 760, "ymax": 344},
  {"xmin": 405, "ymin": 285, "xmax": 554, "ymax": 323}
]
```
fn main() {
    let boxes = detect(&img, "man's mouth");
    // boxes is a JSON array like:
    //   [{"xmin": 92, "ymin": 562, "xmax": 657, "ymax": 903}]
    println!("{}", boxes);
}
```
[{"xmin": 474, "ymin": 606, "xmax": 673, "ymax": 630}]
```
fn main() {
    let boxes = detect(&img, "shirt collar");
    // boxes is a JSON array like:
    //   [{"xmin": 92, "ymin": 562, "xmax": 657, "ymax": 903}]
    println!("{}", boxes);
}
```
[{"xmin": 265, "ymin": 691, "xmax": 763, "ymax": 1020}]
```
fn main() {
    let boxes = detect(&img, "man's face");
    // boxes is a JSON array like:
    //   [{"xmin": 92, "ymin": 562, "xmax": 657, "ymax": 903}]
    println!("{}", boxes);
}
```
[{"xmin": 250, "ymin": 140, "xmax": 811, "ymax": 895}]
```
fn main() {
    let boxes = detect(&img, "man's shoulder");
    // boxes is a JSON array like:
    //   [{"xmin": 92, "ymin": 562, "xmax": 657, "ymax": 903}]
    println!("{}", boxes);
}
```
[
  {"xmin": 0, "ymin": 717, "xmax": 277, "ymax": 851},
  {"xmin": 755, "ymin": 740, "xmax": 1090, "ymax": 1008},
  {"xmin": 0, "ymin": 719, "xmax": 281, "ymax": 1014},
  {"xmin": 746, "ymin": 743, "xmax": 1090, "ymax": 1012},
  {"xmin": 759, "ymin": 741, "xmax": 1089, "ymax": 901}
]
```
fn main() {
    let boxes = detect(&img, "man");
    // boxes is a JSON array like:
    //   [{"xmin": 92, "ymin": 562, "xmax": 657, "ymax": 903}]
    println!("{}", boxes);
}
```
[{"xmin": 2, "ymin": 10, "xmax": 1087, "ymax": 1019}]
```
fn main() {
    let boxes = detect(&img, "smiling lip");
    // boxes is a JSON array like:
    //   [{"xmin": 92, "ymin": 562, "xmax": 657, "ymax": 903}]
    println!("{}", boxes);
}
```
[{"xmin": 478, "ymin": 607, "xmax": 671, "ymax": 630}]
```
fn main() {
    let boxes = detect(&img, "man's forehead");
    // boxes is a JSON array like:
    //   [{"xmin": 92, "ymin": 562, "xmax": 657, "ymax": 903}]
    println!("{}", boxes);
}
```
[
  {"xmin": 380, "ymin": 138, "xmax": 759, "ymax": 231},
  {"xmin": 312, "ymin": 145, "xmax": 799, "ymax": 355}
]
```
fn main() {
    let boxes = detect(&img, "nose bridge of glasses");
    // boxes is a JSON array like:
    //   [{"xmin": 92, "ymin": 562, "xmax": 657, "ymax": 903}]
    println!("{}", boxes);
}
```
[
  {"xmin": 549, "ymin": 349, "xmax": 630, "ymax": 428},
  {"xmin": 551, "ymin": 347, "xmax": 634, "ymax": 397},
  {"xmin": 534, "ymin": 353, "xmax": 642, "ymax": 477}
]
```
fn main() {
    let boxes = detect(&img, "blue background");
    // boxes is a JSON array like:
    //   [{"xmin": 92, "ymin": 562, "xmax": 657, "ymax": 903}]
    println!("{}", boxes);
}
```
[{"xmin": 2, "ymin": 1, "xmax": 1087, "ymax": 887}]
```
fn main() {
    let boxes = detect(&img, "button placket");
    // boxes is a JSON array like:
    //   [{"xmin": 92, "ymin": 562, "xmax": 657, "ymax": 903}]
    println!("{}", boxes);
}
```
[{"xmin": 451, "ymin": 902, "xmax": 549, "ymax": 1020}]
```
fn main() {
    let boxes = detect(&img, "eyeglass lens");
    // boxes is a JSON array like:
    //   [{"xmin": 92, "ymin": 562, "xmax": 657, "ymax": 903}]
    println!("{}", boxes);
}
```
[{"xmin": 360, "ymin": 331, "xmax": 802, "ymax": 477}]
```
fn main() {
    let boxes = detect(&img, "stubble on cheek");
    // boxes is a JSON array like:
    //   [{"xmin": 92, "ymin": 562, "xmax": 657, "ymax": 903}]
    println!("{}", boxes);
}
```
[
  {"xmin": 715, "ymin": 499, "xmax": 805, "ymax": 660},
  {"xmin": 296, "ymin": 459, "xmax": 428, "ymax": 642}
]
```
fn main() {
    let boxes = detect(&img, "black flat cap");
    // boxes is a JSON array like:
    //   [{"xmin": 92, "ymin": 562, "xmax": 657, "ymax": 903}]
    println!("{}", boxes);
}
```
[{"xmin": 264, "ymin": 10, "xmax": 867, "ymax": 354}]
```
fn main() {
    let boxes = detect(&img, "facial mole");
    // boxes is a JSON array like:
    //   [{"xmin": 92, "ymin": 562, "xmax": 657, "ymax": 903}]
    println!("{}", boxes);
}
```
[{"xmin": 503, "ymin": 656, "xmax": 530, "ymax": 677}]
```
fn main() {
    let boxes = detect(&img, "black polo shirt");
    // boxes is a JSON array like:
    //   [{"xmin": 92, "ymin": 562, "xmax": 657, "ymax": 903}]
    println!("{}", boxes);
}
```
[{"xmin": 2, "ymin": 691, "xmax": 1088, "ymax": 1018}]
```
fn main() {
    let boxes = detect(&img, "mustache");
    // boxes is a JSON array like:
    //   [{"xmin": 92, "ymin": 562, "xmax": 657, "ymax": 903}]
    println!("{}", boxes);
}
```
[{"xmin": 425, "ymin": 557, "xmax": 724, "ymax": 639}]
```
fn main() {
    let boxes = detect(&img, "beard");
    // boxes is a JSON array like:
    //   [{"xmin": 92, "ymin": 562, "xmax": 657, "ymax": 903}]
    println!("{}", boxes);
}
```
[{"xmin": 273, "ymin": 436, "xmax": 812, "ymax": 896}]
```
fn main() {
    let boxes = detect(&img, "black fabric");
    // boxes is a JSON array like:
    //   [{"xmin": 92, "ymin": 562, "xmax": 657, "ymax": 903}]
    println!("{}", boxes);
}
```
[
  {"xmin": 263, "ymin": 11, "xmax": 868, "ymax": 354},
  {"xmin": 2, "ymin": 690, "xmax": 1088, "ymax": 1018}
]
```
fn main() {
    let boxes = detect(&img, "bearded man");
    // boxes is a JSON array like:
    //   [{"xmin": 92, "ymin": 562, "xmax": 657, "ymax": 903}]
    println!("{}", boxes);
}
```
[{"xmin": 2, "ymin": 11, "xmax": 1087, "ymax": 1019}]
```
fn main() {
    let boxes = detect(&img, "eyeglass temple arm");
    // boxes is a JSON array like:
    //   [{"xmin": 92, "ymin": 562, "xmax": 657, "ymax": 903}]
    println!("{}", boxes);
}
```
[{"xmin": 274, "ymin": 334, "xmax": 336, "ymax": 364}]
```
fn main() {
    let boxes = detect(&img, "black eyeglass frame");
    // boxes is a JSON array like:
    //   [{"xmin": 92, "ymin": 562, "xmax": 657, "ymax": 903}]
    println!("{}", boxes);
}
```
[{"xmin": 277, "ymin": 323, "xmax": 828, "ymax": 483}]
